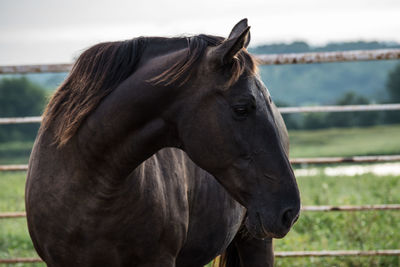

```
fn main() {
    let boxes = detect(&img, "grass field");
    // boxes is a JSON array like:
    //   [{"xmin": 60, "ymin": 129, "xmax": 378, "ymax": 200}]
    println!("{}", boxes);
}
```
[
  {"xmin": 289, "ymin": 124, "xmax": 400, "ymax": 158},
  {"xmin": 1, "ymin": 124, "xmax": 400, "ymax": 266}
]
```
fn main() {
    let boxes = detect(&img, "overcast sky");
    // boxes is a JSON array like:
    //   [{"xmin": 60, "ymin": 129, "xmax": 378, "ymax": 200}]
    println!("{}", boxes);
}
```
[{"xmin": 1, "ymin": 0, "xmax": 399, "ymax": 65}]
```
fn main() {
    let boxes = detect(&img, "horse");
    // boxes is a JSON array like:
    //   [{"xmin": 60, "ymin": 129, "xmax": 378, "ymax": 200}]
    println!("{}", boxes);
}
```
[{"xmin": 25, "ymin": 19, "xmax": 300, "ymax": 267}]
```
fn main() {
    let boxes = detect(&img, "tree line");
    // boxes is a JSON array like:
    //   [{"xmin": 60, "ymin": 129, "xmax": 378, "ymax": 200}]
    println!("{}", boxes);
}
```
[
  {"xmin": 279, "ymin": 63, "xmax": 400, "ymax": 130},
  {"xmin": 0, "ymin": 77, "xmax": 45, "ymax": 142}
]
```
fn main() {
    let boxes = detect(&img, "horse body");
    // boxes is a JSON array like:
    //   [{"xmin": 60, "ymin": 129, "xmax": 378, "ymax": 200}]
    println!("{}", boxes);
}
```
[
  {"xmin": 26, "ymin": 19, "xmax": 299, "ymax": 266},
  {"xmin": 28, "ymin": 139, "xmax": 244, "ymax": 266}
]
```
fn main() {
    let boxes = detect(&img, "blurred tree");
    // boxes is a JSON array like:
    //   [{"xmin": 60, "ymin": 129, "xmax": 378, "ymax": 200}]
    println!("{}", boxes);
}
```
[
  {"xmin": 0, "ymin": 77, "xmax": 46, "ymax": 116},
  {"xmin": 386, "ymin": 63, "xmax": 400, "ymax": 101},
  {"xmin": 274, "ymin": 100, "xmax": 300, "ymax": 130},
  {"xmin": 327, "ymin": 92, "xmax": 380, "ymax": 128},
  {"xmin": 384, "ymin": 63, "xmax": 400, "ymax": 124},
  {"xmin": 302, "ymin": 113, "xmax": 327, "ymax": 130},
  {"xmin": 0, "ymin": 77, "xmax": 46, "ymax": 141}
]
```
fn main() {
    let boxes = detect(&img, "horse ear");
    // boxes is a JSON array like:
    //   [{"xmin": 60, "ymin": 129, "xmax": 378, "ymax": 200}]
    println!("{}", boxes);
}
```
[
  {"xmin": 228, "ymin": 18, "xmax": 251, "ymax": 48},
  {"xmin": 208, "ymin": 20, "xmax": 251, "ymax": 66}
]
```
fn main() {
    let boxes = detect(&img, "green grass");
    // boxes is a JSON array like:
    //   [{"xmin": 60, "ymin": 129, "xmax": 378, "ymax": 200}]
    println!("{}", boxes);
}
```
[
  {"xmin": 289, "ymin": 124, "xmax": 400, "ymax": 158},
  {"xmin": 0, "ymin": 172, "xmax": 44, "ymax": 266},
  {"xmin": 274, "ymin": 174, "xmax": 400, "ymax": 267},
  {"xmin": 1, "ymin": 124, "xmax": 400, "ymax": 266},
  {"xmin": 0, "ymin": 141, "xmax": 33, "ymax": 165}
]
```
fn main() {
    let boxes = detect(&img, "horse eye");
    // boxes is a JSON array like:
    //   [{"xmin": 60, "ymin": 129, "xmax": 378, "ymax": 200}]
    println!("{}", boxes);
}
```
[{"xmin": 233, "ymin": 106, "xmax": 249, "ymax": 116}]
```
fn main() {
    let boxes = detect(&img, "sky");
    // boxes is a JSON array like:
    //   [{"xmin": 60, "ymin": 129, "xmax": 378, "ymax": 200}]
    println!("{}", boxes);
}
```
[{"xmin": 1, "ymin": 0, "xmax": 399, "ymax": 65}]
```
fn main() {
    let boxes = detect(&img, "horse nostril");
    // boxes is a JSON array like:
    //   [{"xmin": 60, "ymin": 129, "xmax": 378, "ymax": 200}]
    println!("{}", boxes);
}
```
[{"xmin": 281, "ymin": 208, "xmax": 296, "ymax": 228}]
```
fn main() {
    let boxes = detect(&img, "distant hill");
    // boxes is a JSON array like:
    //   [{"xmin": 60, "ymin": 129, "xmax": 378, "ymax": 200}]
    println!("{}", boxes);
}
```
[
  {"xmin": 249, "ymin": 40, "xmax": 400, "ymax": 54},
  {"xmin": 248, "ymin": 41, "xmax": 400, "ymax": 105},
  {"xmin": 1, "ymin": 41, "xmax": 400, "ymax": 106}
]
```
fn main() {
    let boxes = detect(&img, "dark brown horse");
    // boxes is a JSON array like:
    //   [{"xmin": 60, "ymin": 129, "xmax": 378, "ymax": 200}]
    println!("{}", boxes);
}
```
[{"xmin": 25, "ymin": 19, "xmax": 300, "ymax": 267}]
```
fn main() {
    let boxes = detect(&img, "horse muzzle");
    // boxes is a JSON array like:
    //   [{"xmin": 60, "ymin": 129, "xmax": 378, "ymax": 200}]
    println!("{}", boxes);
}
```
[{"xmin": 245, "ymin": 205, "xmax": 300, "ymax": 239}]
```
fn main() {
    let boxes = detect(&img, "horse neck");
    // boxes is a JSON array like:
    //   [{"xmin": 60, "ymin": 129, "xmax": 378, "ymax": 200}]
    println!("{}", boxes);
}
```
[
  {"xmin": 141, "ymin": 37, "xmax": 189, "ymax": 60},
  {"xmin": 74, "ymin": 42, "xmax": 190, "ymax": 178}
]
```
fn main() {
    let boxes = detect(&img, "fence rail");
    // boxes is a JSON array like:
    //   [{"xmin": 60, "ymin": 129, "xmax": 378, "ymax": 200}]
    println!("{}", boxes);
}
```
[
  {"xmin": 0, "ymin": 165, "xmax": 28, "ymax": 171},
  {"xmin": 0, "ymin": 212, "xmax": 26, "ymax": 219},
  {"xmin": 302, "ymin": 204, "xmax": 400, "ymax": 212},
  {"xmin": 3, "ymin": 249, "xmax": 400, "ymax": 264},
  {"xmin": 0, "ymin": 258, "xmax": 43, "ymax": 264},
  {"xmin": 0, "ymin": 116, "xmax": 42, "ymax": 125},
  {"xmin": 2, "ymin": 204, "xmax": 400, "ymax": 219},
  {"xmin": 275, "ymin": 249, "xmax": 400, "ymax": 257},
  {"xmin": 279, "ymin": 103, "xmax": 400, "ymax": 114},
  {"xmin": 256, "ymin": 48, "xmax": 400, "ymax": 65},
  {"xmin": 0, "ymin": 63, "xmax": 72, "ymax": 74},
  {"xmin": 1, "ymin": 104, "xmax": 400, "ymax": 125},
  {"xmin": 1, "ymin": 49, "xmax": 400, "ymax": 74},
  {"xmin": 290, "ymin": 155, "xmax": 400, "ymax": 164},
  {"xmin": 1, "ymin": 155, "xmax": 400, "ymax": 172}
]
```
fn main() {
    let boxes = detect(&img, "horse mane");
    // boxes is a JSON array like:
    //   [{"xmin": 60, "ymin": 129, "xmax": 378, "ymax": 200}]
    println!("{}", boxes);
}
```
[{"xmin": 41, "ymin": 35, "xmax": 257, "ymax": 147}]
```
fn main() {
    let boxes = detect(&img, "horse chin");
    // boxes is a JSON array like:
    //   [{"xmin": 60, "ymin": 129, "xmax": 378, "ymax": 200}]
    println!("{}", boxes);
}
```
[{"xmin": 244, "ymin": 213, "xmax": 288, "ymax": 239}]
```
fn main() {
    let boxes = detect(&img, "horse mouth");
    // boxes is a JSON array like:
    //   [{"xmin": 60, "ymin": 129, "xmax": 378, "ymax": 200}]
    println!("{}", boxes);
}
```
[
  {"xmin": 256, "ymin": 212, "xmax": 286, "ymax": 239},
  {"xmin": 246, "ymin": 212, "xmax": 289, "ymax": 239}
]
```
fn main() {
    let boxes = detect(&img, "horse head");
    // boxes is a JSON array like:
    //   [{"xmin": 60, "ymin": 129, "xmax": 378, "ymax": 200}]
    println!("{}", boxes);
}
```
[{"xmin": 175, "ymin": 19, "xmax": 301, "ymax": 239}]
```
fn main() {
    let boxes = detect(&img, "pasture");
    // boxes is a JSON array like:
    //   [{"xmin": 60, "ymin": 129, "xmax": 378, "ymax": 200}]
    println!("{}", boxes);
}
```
[{"xmin": 1, "ymin": 124, "xmax": 400, "ymax": 266}]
